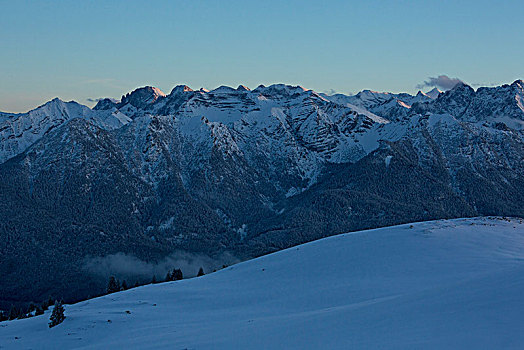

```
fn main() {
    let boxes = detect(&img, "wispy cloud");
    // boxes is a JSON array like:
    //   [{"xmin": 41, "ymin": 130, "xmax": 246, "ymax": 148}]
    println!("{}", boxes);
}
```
[
  {"xmin": 82, "ymin": 251, "xmax": 240, "ymax": 280},
  {"xmin": 86, "ymin": 97, "xmax": 118, "ymax": 103},
  {"xmin": 416, "ymin": 75, "xmax": 463, "ymax": 91},
  {"xmin": 323, "ymin": 88, "xmax": 338, "ymax": 96}
]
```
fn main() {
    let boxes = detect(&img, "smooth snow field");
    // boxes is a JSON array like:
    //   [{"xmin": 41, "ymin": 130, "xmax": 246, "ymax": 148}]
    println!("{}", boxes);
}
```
[{"xmin": 1, "ymin": 217, "xmax": 524, "ymax": 349}]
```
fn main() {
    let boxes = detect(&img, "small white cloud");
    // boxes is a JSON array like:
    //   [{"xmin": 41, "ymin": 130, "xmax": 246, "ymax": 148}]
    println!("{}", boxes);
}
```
[{"xmin": 416, "ymin": 75, "xmax": 463, "ymax": 91}]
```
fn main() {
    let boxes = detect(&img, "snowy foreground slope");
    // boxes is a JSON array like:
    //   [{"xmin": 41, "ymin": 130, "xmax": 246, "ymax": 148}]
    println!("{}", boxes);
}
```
[{"xmin": 2, "ymin": 217, "xmax": 524, "ymax": 349}]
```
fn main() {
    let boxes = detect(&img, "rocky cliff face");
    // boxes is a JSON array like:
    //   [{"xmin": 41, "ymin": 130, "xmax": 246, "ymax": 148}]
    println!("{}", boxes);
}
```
[{"xmin": 1, "ymin": 80, "xmax": 524, "ymax": 307}]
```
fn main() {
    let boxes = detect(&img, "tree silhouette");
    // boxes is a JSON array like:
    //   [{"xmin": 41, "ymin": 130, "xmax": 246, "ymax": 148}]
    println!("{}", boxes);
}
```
[
  {"xmin": 107, "ymin": 276, "xmax": 120, "ymax": 294},
  {"xmin": 48, "ymin": 301, "xmax": 65, "ymax": 328}
]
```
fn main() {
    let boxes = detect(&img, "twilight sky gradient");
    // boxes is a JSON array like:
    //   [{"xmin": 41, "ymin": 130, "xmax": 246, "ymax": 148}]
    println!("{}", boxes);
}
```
[{"xmin": 1, "ymin": 0, "xmax": 523, "ymax": 112}]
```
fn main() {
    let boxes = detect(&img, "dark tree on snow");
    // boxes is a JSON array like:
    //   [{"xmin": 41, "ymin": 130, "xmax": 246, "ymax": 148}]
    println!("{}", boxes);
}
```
[
  {"xmin": 27, "ymin": 303, "xmax": 36, "ymax": 313},
  {"xmin": 173, "ymin": 268, "xmax": 183, "ymax": 281},
  {"xmin": 121, "ymin": 280, "xmax": 128, "ymax": 290},
  {"xmin": 107, "ymin": 276, "xmax": 120, "ymax": 294},
  {"xmin": 48, "ymin": 301, "xmax": 65, "ymax": 328},
  {"xmin": 166, "ymin": 268, "xmax": 183, "ymax": 281},
  {"xmin": 35, "ymin": 306, "xmax": 44, "ymax": 316},
  {"xmin": 197, "ymin": 267, "xmax": 205, "ymax": 277},
  {"xmin": 8, "ymin": 305, "xmax": 20, "ymax": 320}
]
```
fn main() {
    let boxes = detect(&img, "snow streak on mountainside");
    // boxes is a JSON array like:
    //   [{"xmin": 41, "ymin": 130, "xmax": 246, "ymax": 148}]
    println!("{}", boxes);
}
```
[
  {"xmin": 1, "ymin": 217, "xmax": 524, "ymax": 349},
  {"xmin": 1, "ymin": 79, "xmax": 524, "ymax": 308}
]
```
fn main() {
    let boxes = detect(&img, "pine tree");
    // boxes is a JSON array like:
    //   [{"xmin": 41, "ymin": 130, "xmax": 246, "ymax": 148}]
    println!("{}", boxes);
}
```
[
  {"xmin": 27, "ymin": 303, "xmax": 36, "ymax": 313},
  {"xmin": 165, "ymin": 268, "xmax": 183, "ymax": 282},
  {"xmin": 173, "ymin": 268, "xmax": 183, "ymax": 281},
  {"xmin": 35, "ymin": 306, "xmax": 44, "ymax": 316},
  {"xmin": 107, "ymin": 276, "xmax": 120, "ymax": 294},
  {"xmin": 48, "ymin": 301, "xmax": 65, "ymax": 328},
  {"xmin": 151, "ymin": 275, "xmax": 157, "ymax": 284},
  {"xmin": 8, "ymin": 305, "xmax": 19, "ymax": 320},
  {"xmin": 197, "ymin": 267, "xmax": 205, "ymax": 277},
  {"xmin": 121, "ymin": 280, "xmax": 128, "ymax": 290}
]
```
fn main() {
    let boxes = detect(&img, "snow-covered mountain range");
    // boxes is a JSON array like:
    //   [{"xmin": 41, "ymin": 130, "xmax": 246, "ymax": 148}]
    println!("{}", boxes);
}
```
[
  {"xmin": 0, "ymin": 83, "xmax": 442, "ymax": 168},
  {"xmin": 2, "ymin": 217, "xmax": 523, "ymax": 349},
  {"xmin": 1, "ymin": 80, "xmax": 524, "ymax": 308}
]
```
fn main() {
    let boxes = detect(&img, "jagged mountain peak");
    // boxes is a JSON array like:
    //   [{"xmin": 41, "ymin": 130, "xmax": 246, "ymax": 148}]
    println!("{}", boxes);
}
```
[
  {"xmin": 0, "ymin": 96, "xmax": 131, "ymax": 163},
  {"xmin": 120, "ymin": 86, "xmax": 166, "ymax": 108},
  {"xmin": 31, "ymin": 97, "xmax": 90, "ymax": 116},
  {"xmin": 354, "ymin": 90, "xmax": 395, "ymax": 100},
  {"xmin": 210, "ymin": 86, "xmax": 238, "ymax": 93},
  {"xmin": 93, "ymin": 98, "xmax": 118, "ymax": 110},
  {"xmin": 237, "ymin": 85, "xmax": 250, "ymax": 91},
  {"xmin": 425, "ymin": 88, "xmax": 443, "ymax": 99},
  {"xmin": 436, "ymin": 81, "xmax": 475, "ymax": 103},
  {"xmin": 253, "ymin": 84, "xmax": 308, "ymax": 96},
  {"xmin": 462, "ymin": 79, "xmax": 524, "ymax": 122},
  {"xmin": 357, "ymin": 89, "xmax": 389, "ymax": 96},
  {"xmin": 169, "ymin": 85, "xmax": 193, "ymax": 95},
  {"xmin": 448, "ymin": 81, "xmax": 474, "ymax": 93},
  {"xmin": 409, "ymin": 79, "xmax": 524, "ymax": 124},
  {"xmin": 410, "ymin": 82, "xmax": 474, "ymax": 117},
  {"xmin": 39, "ymin": 97, "xmax": 70, "ymax": 108},
  {"xmin": 352, "ymin": 90, "xmax": 395, "ymax": 107},
  {"xmin": 414, "ymin": 90, "xmax": 436, "ymax": 101}
]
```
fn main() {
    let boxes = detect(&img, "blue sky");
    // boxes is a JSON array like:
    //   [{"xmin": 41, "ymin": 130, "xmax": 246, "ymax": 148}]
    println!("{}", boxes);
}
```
[{"xmin": 1, "ymin": 0, "xmax": 523, "ymax": 112}]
